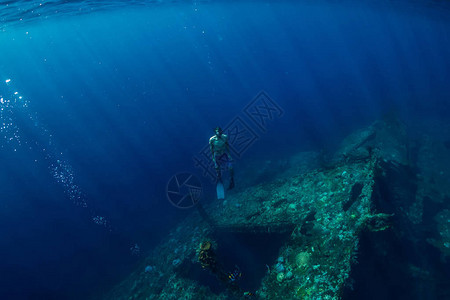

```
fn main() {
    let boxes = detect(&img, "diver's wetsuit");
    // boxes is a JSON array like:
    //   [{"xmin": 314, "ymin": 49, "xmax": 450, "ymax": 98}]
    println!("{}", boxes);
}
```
[
  {"xmin": 209, "ymin": 131, "xmax": 234, "ymax": 188},
  {"xmin": 198, "ymin": 242, "xmax": 254, "ymax": 299}
]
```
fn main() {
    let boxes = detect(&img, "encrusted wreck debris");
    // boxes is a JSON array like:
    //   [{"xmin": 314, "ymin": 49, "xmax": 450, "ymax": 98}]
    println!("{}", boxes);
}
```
[{"xmin": 103, "ymin": 118, "xmax": 450, "ymax": 300}]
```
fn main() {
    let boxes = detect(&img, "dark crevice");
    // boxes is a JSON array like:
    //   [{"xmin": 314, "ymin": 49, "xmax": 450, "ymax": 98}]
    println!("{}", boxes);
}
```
[
  {"xmin": 178, "ymin": 232, "xmax": 289, "ymax": 296},
  {"xmin": 344, "ymin": 160, "xmax": 450, "ymax": 300},
  {"xmin": 343, "ymin": 182, "xmax": 363, "ymax": 211},
  {"xmin": 300, "ymin": 211, "xmax": 316, "ymax": 236}
]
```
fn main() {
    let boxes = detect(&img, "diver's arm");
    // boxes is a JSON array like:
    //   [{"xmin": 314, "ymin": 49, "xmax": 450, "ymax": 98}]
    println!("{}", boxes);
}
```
[
  {"xmin": 209, "ymin": 137, "xmax": 217, "ymax": 167},
  {"xmin": 209, "ymin": 138, "xmax": 215, "ymax": 157}
]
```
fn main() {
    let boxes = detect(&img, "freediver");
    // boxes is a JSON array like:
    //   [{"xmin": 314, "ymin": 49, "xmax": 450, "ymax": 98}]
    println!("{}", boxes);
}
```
[{"xmin": 209, "ymin": 126, "xmax": 235, "ymax": 190}]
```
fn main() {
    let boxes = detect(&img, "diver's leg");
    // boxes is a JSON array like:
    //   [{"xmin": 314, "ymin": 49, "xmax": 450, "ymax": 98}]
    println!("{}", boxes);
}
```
[
  {"xmin": 216, "ymin": 165, "xmax": 222, "ymax": 182},
  {"xmin": 214, "ymin": 155, "xmax": 222, "ymax": 182}
]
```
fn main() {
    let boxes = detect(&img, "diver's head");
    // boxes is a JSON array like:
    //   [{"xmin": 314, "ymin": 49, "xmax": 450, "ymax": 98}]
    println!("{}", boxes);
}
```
[{"xmin": 214, "ymin": 126, "xmax": 223, "ymax": 136}]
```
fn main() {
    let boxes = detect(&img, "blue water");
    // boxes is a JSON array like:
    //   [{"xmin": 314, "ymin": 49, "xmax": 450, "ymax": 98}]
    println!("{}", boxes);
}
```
[{"xmin": 1, "ymin": 0, "xmax": 450, "ymax": 299}]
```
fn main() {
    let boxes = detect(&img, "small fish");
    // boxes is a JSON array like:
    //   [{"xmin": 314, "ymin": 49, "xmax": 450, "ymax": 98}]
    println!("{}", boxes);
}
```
[{"xmin": 228, "ymin": 265, "xmax": 242, "ymax": 282}]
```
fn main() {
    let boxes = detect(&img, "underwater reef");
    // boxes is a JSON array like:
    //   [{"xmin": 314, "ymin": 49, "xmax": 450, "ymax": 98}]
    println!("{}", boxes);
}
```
[{"xmin": 102, "ymin": 118, "xmax": 450, "ymax": 300}]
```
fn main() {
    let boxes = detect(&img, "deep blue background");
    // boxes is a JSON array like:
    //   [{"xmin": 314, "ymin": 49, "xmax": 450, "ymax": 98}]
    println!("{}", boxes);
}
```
[{"xmin": 1, "ymin": 1, "xmax": 449, "ymax": 299}]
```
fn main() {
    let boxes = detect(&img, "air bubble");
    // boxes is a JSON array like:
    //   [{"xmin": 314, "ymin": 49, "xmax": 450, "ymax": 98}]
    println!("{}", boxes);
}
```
[{"xmin": 1, "ymin": 79, "xmax": 111, "ymax": 231}]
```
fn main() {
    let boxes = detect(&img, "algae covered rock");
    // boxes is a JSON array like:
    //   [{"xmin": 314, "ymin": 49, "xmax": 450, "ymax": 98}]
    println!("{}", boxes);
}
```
[
  {"xmin": 294, "ymin": 251, "xmax": 311, "ymax": 269},
  {"xmin": 276, "ymin": 272, "xmax": 285, "ymax": 283}
]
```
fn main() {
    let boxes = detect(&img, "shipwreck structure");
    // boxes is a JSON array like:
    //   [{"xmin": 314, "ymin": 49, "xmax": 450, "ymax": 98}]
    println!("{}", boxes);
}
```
[{"xmin": 103, "ymin": 118, "xmax": 450, "ymax": 299}]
